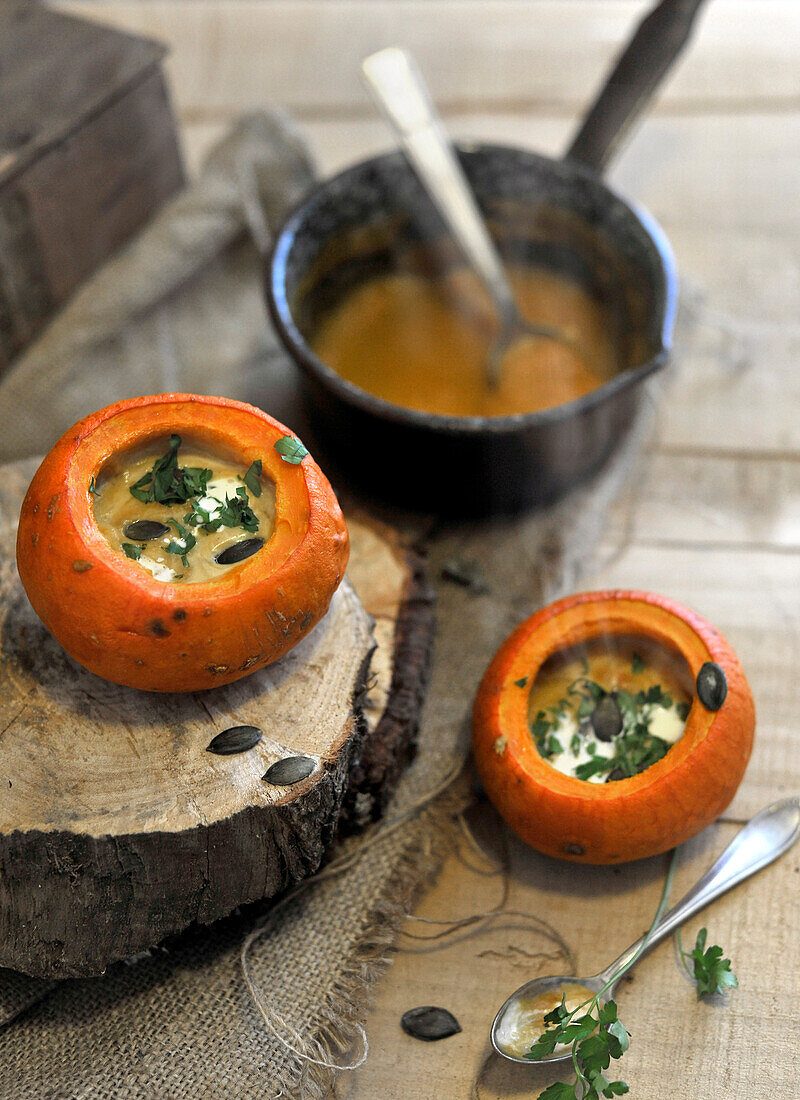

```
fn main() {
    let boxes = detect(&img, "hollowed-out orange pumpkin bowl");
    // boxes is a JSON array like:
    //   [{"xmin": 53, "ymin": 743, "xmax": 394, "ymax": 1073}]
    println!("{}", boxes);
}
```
[
  {"xmin": 15, "ymin": 394, "xmax": 349, "ymax": 693},
  {"xmin": 472, "ymin": 590, "xmax": 755, "ymax": 864}
]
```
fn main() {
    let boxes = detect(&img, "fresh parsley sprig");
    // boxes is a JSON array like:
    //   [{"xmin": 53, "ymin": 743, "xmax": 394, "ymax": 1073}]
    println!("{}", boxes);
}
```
[
  {"xmin": 528, "ymin": 848, "xmax": 681, "ymax": 1099},
  {"xmin": 528, "ymin": 854, "xmax": 737, "ymax": 1099},
  {"xmin": 676, "ymin": 927, "xmax": 738, "ymax": 996}
]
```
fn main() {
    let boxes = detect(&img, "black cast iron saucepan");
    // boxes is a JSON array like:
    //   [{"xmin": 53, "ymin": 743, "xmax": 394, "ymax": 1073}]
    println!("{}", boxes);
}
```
[{"xmin": 266, "ymin": 0, "xmax": 706, "ymax": 515}]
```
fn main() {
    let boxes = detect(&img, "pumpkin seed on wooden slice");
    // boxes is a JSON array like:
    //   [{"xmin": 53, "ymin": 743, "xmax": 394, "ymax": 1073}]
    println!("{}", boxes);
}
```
[
  {"xmin": 263, "ymin": 756, "xmax": 316, "ymax": 786},
  {"xmin": 123, "ymin": 519, "xmax": 171, "ymax": 541},
  {"xmin": 206, "ymin": 725, "xmax": 263, "ymax": 755},
  {"xmin": 215, "ymin": 537, "xmax": 264, "ymax": 565},
  {"xmin": 696, "ymin": 661, "xmax": 727, "ymax": 710},
  {"xmin": 400, "ymin": 1006, "xmax": 462, "ymax": 1042}
]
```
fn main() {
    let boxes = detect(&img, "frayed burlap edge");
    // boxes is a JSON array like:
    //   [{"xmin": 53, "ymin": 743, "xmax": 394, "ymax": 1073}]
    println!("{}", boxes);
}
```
[{"xmin": 248, "ymin": 775, "xmax": 472, "ymax": 1100}]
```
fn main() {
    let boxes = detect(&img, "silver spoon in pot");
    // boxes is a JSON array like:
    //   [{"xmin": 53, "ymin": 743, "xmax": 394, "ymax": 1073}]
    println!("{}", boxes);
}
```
[
  {"xmin": 492, "ymin": 797, "xmax": 800, "ymax": 1064},
  {"xmin": 360, "ymin": 47, "xmax": 585, "ymax": 390}
]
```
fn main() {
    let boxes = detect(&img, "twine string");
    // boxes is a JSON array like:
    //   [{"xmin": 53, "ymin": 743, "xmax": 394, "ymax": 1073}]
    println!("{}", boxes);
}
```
[
  {"xmin": 241, "ymin": 759, "xmax": 575, "ymax": 1074},
  {"xmin": 240, "ymin": 760, "xmax": 467, "ymax": 1072}
]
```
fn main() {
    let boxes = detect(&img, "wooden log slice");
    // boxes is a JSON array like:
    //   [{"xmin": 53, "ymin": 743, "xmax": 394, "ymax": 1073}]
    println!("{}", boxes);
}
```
[
  {"xmin": 341, "ymin": 512, "xmax": 436, "ymax": 830},
  {"xmin": 0, "ymin": 460, "xmax": 434, "ymax": 979}
]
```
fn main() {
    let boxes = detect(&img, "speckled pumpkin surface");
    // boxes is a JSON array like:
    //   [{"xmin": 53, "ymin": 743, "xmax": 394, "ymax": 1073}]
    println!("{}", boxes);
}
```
[
  {"xmin": 16, "ymin": 393, "xmax": 349, "ymax": 692},
  {"xmin": 473, "ymin": 590, "xmax": 755, "ymax": 863}
]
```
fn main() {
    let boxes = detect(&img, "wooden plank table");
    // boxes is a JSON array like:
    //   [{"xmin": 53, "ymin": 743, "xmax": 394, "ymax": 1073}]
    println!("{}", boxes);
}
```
[{"xmin": 37, "ymin": 2, "xmax": 800, "ymax": 1095}]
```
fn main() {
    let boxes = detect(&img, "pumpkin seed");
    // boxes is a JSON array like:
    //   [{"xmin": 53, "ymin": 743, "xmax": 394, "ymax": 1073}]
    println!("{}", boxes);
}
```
[
  {"xmin": 215, "ymin": 537, "xmax": 264, "ymax": 566},
  {"xmin": 606, "ymin": 766, "xmax": 627, "ymax": 783},
  {"xmin": 440, "ymin": 557, "xmax": 490, "ymax": 595},
  {"xmin": 591, "ymin": 694, "xmax": 623, "ymax": 741},
  {"xmin": 400, "ymin": 1006, "xmax": 461, "ymax": 1042},
  {"xmin": 206, "ymin": 725, "xmax": 262, "ymax": 755},
  {"xmin": 263, "ymin": 755, "xmax": 315, "ymax": 785},
  {"xmin": 123, "ymin": 519, "xmax": 171, "ymax": 541},
  {"xmin": 696, "ymin": 661, "xmax": 727, "ymax": 710}
]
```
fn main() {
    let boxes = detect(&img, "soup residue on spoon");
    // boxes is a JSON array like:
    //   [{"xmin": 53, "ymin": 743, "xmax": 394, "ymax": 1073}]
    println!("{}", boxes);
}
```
[
  {"xmin": 310, "ymin": 266, "xmax": 620, "ymax": 417},
  {"xmin": 495, "ymin": 982, "xmax": 600, "ymax": 1060}
]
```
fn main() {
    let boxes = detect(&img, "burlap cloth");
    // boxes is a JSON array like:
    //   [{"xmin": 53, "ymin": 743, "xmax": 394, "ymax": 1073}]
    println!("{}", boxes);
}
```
[{"xmin": 0, "ymin": 113, "xmax": 675, "ymax": 1099}]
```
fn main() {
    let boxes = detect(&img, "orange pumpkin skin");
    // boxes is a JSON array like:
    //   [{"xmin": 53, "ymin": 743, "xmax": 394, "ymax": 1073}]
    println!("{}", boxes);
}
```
[
  {"xmin": 16, "ymin": 394, "xmax": 349, "ymax": 693},
  {"xmin": 473, "ymin": 590, "xmax": 755, "ymax": 864}
]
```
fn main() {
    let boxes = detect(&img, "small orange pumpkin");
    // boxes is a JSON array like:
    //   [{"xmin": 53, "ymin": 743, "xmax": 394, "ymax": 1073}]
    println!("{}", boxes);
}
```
[
  {"xmin": 16, "ymin": 394, "xmax": 349, "ymax": 692},
  {"xmin": 473, "ymin": 590, "xmax": 755, "ymax": 864}
]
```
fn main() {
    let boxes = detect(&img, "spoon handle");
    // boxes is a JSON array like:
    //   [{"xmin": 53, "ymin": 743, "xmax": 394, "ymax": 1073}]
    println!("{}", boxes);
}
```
[
  {"xmin": 598, "ymin": 798, "xmax": 800, "ymax": 988},
  {"xmin": 360, "ymin": 47, "xmax": 517, "ymax": 323}
]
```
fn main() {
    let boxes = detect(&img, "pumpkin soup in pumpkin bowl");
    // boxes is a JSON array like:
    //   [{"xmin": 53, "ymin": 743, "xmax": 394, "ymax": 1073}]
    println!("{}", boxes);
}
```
[
  {"xmin": 16, "ymin": 394, "xmax": 349, "ymax": 693},
  {"xmin": 473, "ymin": 590, "xmax": 754, "ymax": 864}
]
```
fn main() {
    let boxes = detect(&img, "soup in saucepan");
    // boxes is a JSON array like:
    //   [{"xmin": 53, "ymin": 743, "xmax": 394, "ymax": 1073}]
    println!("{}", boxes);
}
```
[{"xmin": 310, "ymin": 266, "xmax": 620, "ymax": 417}]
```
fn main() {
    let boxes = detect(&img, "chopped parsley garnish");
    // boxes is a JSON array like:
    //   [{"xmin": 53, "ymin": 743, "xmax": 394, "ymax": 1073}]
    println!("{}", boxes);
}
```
[
  {"xmin": 122, "ymin": 543, "xmax": 141, "ymax": 561},
  {"xmin": 529, "ymin": 673, "xmax": 686, "ymax": 783},
  {"xmin": 574, "ymin": 756, "xmax": 614, "ymax": 782},
  {"xmin": 165, "ymin": 518, "xmax": 197, "ymax": 569},
  {"xmin": 543, "ymin": 733, "xmax": 563, "ymax": 758},
  {"xmin": 531, "ymin": 710, "xmax": 551, "ymax": 747},
  {"xmin": 274, "ymin": 435, "xmax": 308, "ymax": 465},
  {"xmin": 129, "ymin": 435, "xmax": 212, "ymax": 506},
  {"xmin": 88, "ymin": 476, "xmax": 100, "ymax": 497},
  {"xmin": 186, "ymin": 491, "xmax": 259, "ymax": 535},
  {"xmin": 124, "ymin": 436, "xmax": 263, "ymax": 572},
  {"xmin": 241, "ymin": 459, "xmax": 263, "ymax": 498}
]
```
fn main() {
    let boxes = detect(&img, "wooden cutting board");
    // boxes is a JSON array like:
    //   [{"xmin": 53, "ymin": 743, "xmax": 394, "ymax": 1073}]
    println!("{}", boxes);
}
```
[{"xmin": 0, "ymin": 460, "xmax": 434, "ymax": 979}]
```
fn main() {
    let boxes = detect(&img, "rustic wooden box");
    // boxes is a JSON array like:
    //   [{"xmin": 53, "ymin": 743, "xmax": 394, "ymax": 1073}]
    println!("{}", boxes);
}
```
[{"xmin": 0, "ymin": 3, "xmax": 185, "ymax": 369}]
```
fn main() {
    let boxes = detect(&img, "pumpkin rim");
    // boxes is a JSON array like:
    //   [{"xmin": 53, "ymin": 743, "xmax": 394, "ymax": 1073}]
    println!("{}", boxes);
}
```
[
  {"xmin": 486, "ymin": 590, "xmax": 725, "ymax": 802},
  {"xmin": 63, "ymin": 393, "xmax": 317, "ymax": 600}
]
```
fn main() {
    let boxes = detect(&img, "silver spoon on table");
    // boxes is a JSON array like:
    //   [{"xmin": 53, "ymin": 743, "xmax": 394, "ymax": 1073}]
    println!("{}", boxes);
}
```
[
  {"xmin": 360, "ymin": 46, "xmax": 580, "ymax": 390},
  {"xmin": 491, "ymin": 797, "xmax": 800, "ymax": 1064}
]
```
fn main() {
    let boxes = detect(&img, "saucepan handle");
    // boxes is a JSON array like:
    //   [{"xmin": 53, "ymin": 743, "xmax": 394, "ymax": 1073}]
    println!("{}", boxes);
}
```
[{"xmin": 565, "ymin": 0, "xmax": 708, "ymax": 175}]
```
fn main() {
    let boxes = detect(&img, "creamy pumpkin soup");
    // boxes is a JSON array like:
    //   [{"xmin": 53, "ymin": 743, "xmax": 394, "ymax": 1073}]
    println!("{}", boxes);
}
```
[
  {"xmin": 526, "ymin": 637, "xmax": 692, "ymax": 783},
  {"xmin": 310, "ymin": 266, "xmax": 619, "ymax": 418},
  {"xmin": 93, "ymin": 435, "xmax": 276, "ymax": 584}
]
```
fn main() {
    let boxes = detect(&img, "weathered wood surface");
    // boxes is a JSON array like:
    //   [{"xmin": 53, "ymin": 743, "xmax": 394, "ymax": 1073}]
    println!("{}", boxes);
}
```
[
  {"xmin": 332, "ymin": 806, "xmax": 800, "ymax": 1100},
  {"xmin": 0, "ymin": 460, "xmax": 433, "ymax": 979},
  {"xmin": 53, "ymin": 1, "xmax": 800, "ymax": 117},
  {"xmin": 0, "ymin": 6, "xmax": 184, "ymax": 368},
  {"xmin": 342, "ymin": 510, "xmax": 436, "ymax": 828}
]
